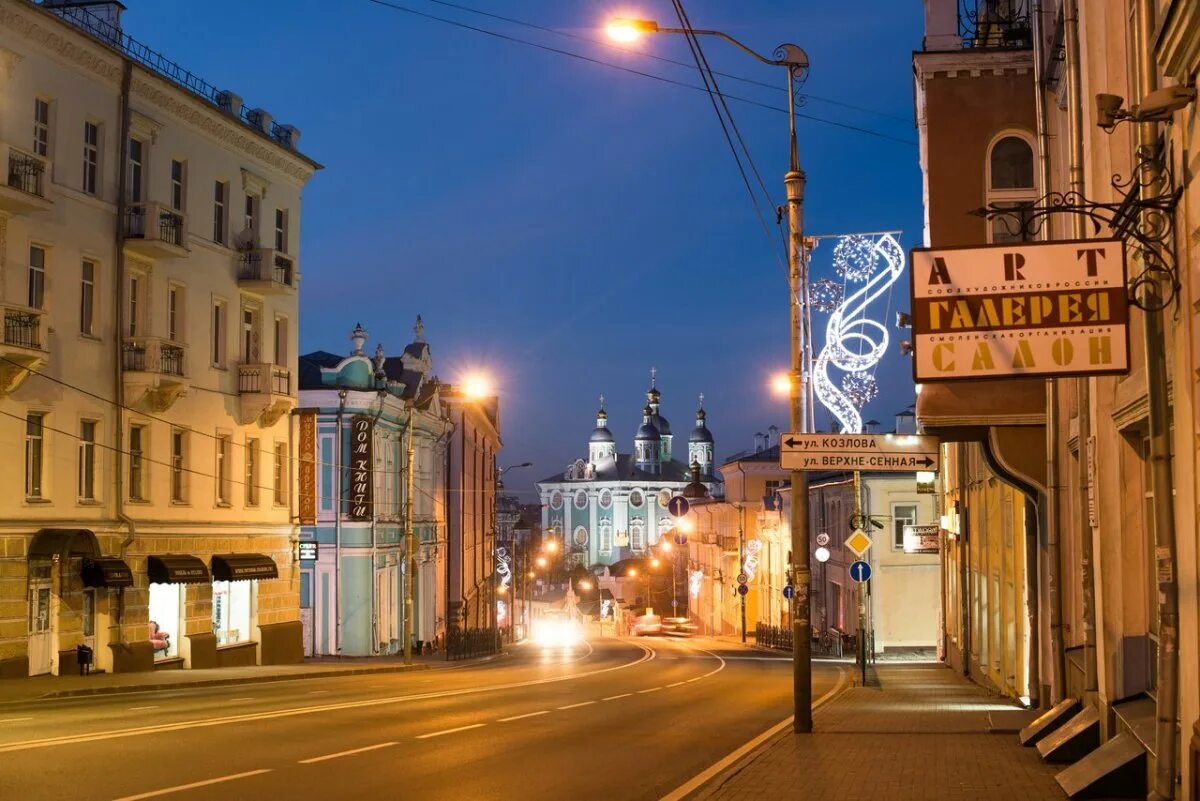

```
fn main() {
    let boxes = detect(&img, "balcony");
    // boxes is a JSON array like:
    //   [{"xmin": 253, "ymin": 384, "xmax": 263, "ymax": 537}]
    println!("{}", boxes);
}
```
[
  {"xmin": 0, "ymin": 143, "xmax": 52, "ymax": 215},
  {"xmin": 122, "ymin": 337, "xmax": 189, "ymax": 411},
  {"xmin": 124, "ymin": 202, "xmax": 188, "ymax": 258},
  {"xmin": 959, "ymin": 0, "xmax": 1031, "ymax": 50},
  {"xmin": 237, "ymin": 248, "xmax": 297, "ymax": 294},
  {"xmin": 0, "ymin": 305, "xmax": 49, "ymax": 394},
  {"xmin": 237, "ymin": 363, "xmax": 294, "ymax": 426}
]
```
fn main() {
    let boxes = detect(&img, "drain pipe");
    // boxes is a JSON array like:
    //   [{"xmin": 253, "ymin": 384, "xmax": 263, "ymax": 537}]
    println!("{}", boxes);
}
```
[
  {"xmin": 958, "ymin": 447, "xmax": 970, "ymax": 678},
  {"xmin": 334, "ymin": 388, "xmax": 347, "ymax": 655},
  {"xmin": 1024, "ymin": 498, "xmax": 1041, "ymax": 708},
  {"xmin": 113, "ymin": 60, "xmax": 135, "ymax": 645}
]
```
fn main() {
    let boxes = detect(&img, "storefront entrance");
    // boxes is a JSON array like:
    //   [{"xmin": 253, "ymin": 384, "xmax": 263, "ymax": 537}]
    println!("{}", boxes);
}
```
[{"xmin": 27, "ymin": 564, "xmax": 51, "ymax": 676}]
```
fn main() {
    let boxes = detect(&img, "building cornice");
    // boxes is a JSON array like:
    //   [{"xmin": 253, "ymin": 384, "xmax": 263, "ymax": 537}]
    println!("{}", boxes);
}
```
[{"xmin": 913, "ymin": 47, "xmax": 1034, "ymax": 81}]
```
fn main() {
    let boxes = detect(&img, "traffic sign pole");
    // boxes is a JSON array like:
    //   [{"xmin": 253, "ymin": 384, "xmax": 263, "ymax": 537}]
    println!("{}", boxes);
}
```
[{"xmin": 854, "ymin": 470, "xmax": 867, "ymax": 688}]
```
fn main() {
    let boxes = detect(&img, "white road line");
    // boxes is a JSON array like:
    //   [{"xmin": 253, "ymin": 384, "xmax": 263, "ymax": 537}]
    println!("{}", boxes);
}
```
[
  {"xmin": 112, "ymin": 769, "xmax": 272, "ymax": 801},
  {"xmin": 127, "ymin": 706, "xmax": 159, "ymax": 711},
  {"xmin": 226, "ymin": 697, "xmax": 255, "ymax": 702},
  {"xmin": 602, "ymin": 693, "xmax": 632, "ymax": 701},
  {"xmin": 298, "ymin": 741, "xmax": 397, "ymax": 764},
  {"xmin": 556, "ymin": 701, "xmax": 595, "ymax": 710},
  {"xmin": 307, "ymin": 690, "xmax": 328, "ymax": 695},
  {"xmin": 658, "ymin": 667, "xmax": 851, "ymax": 801},
  {"xmin": 637, "ymin": 687, "xmax": 662, "ymax": 694},
  {"xmin": 497, "ymin": 710, "xmax": 549, "ymax": 722},
  {"xmin": 415, "ymin": 723, "xmax": 486, "ymax": 739},
  {"xmin": 0, "ymin": 717, "xmax": 32, "ymax": 723},
  {"xmin": 665, "ymin": 682, "xmax": 685, "ymax": 687},
  {"xmin": 685, "ymin": 677, "xmax": 702, "ymax": 683}
]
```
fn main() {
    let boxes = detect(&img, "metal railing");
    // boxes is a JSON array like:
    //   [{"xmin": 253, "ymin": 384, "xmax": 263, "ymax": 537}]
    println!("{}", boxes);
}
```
[
  {"xmin": 238, "ymin": 363, "xmax": 291, "ymax": 395},
  {"xmin": 959, "ymin": 0, "xmax": 1031, "ymax": 49},
  {"xmin": 160, "ymin": 343, "xmax": 185, "ymax": 376},
  {"xmin": 272, "ymin": 254, "xmax": 295, "ymax": 287},
  {"xmin": 755, "ymin": 623, "xmax": 847, "ymax": 657},
  {"xmin": 7, "ymin": 151, "xmax": 45, "ymax": 197},
  {"xmin": 237, "ymin": 250, "xmax": 263, "ymax": 281},
  {"xmin": 446, "ymin": 627, "xmax": 501, "ymax": 661},
  {"xmin": 125, "ymin": 203, "xmax": 185, "ymax": 246},
  {"xmin": 3, "ymin": 309, "xmax": 41, "ymax": 349},
  {"xmin": 123, "ymin": 338, "xmax": 187, "ymax": 377},
  {"xmin": 122, "ymin": 341, "xmax": 147, "ymax": 372}
]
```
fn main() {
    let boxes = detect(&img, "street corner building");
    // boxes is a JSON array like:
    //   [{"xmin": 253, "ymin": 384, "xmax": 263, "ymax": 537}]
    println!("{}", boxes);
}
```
[
  {"xmin": 0, "ymin": 0, "xmax": 320, "ymax": 677},
  {"xmin": 297, "ymin": 318, "xmax": 504, "ymax": 656},
  {"xmin": 914, "ymin": 0, "xmax": 1200, "ymax": 797}
]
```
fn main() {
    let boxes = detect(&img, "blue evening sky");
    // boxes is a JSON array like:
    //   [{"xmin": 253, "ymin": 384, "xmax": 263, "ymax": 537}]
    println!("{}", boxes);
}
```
[{"xmin": 125, "ymin": 1, "xmax": 924, "ymax": 499}]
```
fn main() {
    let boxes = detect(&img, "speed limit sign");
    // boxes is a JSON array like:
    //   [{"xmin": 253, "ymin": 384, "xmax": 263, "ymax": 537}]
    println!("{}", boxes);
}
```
[{"xmin": 816, "ymin": 533, "xmax": 830, "ymax": 547}]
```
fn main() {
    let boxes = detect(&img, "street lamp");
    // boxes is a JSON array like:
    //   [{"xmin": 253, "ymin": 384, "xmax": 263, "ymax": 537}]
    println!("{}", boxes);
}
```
[
  {"xmin": 605, "ymin": 15, "xmax": 814, "ymax": 732},
  {"xmin": 494, "ymin": 461, "xmax": 532, "ymax": 643}
]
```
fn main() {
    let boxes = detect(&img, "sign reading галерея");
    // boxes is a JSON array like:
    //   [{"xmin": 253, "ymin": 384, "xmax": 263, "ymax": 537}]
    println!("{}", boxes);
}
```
[{"xmin": 910, "ymin": 239, "xmax": 1129, "ymax": 382}]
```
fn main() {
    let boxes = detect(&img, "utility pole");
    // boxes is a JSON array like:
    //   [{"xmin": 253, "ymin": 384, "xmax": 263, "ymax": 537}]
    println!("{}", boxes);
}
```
[
  {"xmin": 402, "ymin": 401, "xmax": 416, "ymax": 665},
  {"xmin": 738, "ymin": 507, "xmax": 746, "ymax": 643}
]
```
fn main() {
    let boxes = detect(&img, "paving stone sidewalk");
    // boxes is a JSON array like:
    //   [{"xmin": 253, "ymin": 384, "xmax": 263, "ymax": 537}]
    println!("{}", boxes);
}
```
[{"xmin": 693, "ymin": 662, "xmax": 1065, "ymax": 801}]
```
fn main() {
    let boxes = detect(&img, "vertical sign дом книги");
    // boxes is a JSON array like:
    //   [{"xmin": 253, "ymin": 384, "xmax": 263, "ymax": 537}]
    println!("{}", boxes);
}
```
[
  {"xmin": 349, "ymin": 415, "xmax": 373, "ymax": 521},
  {"xmin": 909, "ymin": 239, "xmax": 1130, "ymax": 381}
]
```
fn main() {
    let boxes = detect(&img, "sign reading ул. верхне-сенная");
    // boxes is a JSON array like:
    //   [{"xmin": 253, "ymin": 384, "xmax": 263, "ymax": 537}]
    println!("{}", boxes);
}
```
[{"xmin": 910, "ymin": 239, "xmax": 1129, "ymax": 382}]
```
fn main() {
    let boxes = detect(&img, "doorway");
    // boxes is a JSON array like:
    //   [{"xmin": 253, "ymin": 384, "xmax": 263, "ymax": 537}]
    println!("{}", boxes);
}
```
[{"xmin": 27, "ymin": 561, "xmax": 52, "ymax": 676}]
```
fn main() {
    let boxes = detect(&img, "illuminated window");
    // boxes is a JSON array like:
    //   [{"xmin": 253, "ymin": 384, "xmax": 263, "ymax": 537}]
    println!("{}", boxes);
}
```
[{"xmin": 986, "ymin": 133, "xmax": 1037, "ymax": 244}]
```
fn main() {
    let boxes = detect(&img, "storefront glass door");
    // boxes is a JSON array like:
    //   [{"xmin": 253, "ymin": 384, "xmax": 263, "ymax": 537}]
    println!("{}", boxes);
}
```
[{"xmin": 27, "ymin": 564, "xmax": 52, "ymax": 676}]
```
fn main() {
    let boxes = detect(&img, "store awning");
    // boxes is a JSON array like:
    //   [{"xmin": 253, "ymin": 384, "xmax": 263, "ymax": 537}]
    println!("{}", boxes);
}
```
[
  {"xmin": 82, "ymin": 558, "xmax": 134, "ymax": 589},
  {"xmin": 29, "ymin": 529, "xmax": 99, "ymax": 560},
  {"xmin": 212, "ymin": 553, "xmax": 278, "ymax": 581},
  {"xmin": 147, "ymin": 555, "xmax": 210, "ymax": 584}
]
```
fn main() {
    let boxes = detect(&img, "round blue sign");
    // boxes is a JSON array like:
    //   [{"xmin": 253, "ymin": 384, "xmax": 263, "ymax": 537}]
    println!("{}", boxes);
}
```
[
  {"xmin": 849, "ymin": 560, "xmax": 872, "ymax": 583},
  {"xmin": 782, "ymin": 585, "xmax": 794, "ymax": 599},
  {"xmin": 668, "ymin": 495, "xmax": 690, "ymax": 518},
  {"xmin": 737, "ymin": 583, "xmax": 749, "ymax": 597},
  {"xmin": 674, "ymin": 533, "xmax": 687, "ymax": 546}
]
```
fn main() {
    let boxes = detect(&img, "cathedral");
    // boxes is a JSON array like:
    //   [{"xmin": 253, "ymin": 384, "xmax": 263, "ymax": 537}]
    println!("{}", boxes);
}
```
[{"xmin": 537, "ymin": 372, "xmax": 721, "ymax": 567}]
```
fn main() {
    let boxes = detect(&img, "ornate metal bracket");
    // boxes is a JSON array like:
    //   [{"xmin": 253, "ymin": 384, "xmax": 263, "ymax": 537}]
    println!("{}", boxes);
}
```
[{"xmin": 972, "ymin": 146, "xmax": 1182, "ymax": 312}]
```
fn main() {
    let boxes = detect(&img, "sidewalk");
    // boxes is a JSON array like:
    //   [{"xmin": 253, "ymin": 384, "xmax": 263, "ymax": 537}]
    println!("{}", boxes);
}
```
[
  {"xmin": 0, "ymin": 650, "xmax": 498, "ymax": 704},
  {"xmin": 693, "ymin": 662, "xmax": 1064, "ymax": 801}
]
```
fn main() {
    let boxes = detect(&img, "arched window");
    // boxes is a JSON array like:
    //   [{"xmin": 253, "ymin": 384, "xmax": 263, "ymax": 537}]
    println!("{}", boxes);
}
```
[
  {"xmin": 986, "ymin": 133, "xmax": 1037, "ymax": 244},
  {"xmin": 599, "ymin": 520, "xmax": 613, "ymax": 552},
  {"xmin": 630, "ymin": 520, "xmax": 645, "ymax": 551}
]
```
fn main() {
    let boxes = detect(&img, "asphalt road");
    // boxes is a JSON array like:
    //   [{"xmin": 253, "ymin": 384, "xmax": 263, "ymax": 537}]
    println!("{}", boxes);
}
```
[{"xmin": 0, "ymin": 636, "xmax": 843, "ymax": 801}]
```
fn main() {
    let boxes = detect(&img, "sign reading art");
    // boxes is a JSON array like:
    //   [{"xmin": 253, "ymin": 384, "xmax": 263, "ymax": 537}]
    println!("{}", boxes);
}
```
[
  {"xmin": 910, "ymin": 239, "xmax": 1129, "ymax": 381},
  {"xmin": 348, "ymin": 415, "xmax": 374, "ymax": 521}
]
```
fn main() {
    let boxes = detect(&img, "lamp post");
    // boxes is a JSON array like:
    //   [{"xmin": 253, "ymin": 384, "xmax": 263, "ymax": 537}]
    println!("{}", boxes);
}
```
[
  {"xmin": 496, "ymin": 462, "xmax": 532, "ymax": 643},
  {"xmin": 607, "ymin": 16, "xmax": 813, "ymax": 732}
]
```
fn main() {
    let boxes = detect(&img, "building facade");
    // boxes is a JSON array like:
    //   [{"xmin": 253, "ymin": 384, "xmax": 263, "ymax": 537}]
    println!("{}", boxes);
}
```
[
  {"xmin": 297, "ymin": 320, "xmax": 451, "ymax": 656},
  {"xmin": 0, "ymin": 0, "xmax": 318, "ymax": 677},
  {"xmin": 537, "ymin": 375, "xmax": 720, "ymax": 569}
]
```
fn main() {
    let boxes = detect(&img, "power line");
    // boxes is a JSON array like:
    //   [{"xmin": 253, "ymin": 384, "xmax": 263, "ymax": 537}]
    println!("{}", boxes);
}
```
[{"xmin": 363, "ymin": 0, "xmax": 916, "ymax": 146}]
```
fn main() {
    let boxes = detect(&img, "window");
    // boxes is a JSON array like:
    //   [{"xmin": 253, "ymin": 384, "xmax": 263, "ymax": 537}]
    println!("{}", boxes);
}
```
[
  {"xmin": 599, "ymin": 520, "xmax": 613, "ymax": 552},
  {"xmin": 246, "ymin": 438, "xmax": 259, "ymax": 506},
  {"xmin": 170, "ymin": 160, "xmax": 185, "ymax": 211},
  {"xmin": 129, "ymin": 424, "xmax": 146, "ymax": 501},
  {"xmin": 78, "ymin": 420, "xmax": 97, "ymax": 501},
  {"xmin": 168, "ymin": 285, "xmax": 182, "ymax": 342},
  {"xmin": 216, "ymin": 435, "xmax": 231, "ymax": 504},
  {"xmin": 273, "ymin": 443, "xmax": 287, "ymax": 505},
  {"xmin": 213, "ymin": 181, "xmax": 227, "ymax": 244},
  {"xmin": 28, "ymin": 246, "xmax": 45, "ymax": 310},
  {"xmin": 244, "ymin": 194, "xmax": 256, "ymax": 235},
  {"xmin": 892, "ymin": 503, "xmax": 918, "ymax": 550},
  {"xmin": 242, "ymin": 308, "xmax": 256, "ymax": 362},
  {"xmin": 274, "ymin": 209, "xmax": 287, "ymax": 252},
  {"xmin": 25, "ymin": 413, "xmax": 45, "ymax": 499},
  {"xmin": 127, "ymin": 275, "xmax": 140, "ymax": 337},
  {"xmin": 80, "ymin": 260, "xmax": 96, "ymax": 335},
  {"xmin": 33, "ymin": 99, "xmax": 49, "ymax": 157},
  {"xmin": 211, "ymin": 301, "xmax": 226, "ymax": 367},
  {"xmin": 171, "ymin": 429, "xmax": 186, "ymax": 503},
  {"xmin": 986, "ymin": 134, "xmax": 1037, "ymax": 244},
  {"xmin": 630, "ymin": 520, "xmax": 645, "ymax": 551},
  {"xmin": 82, "ymin": 589, "xmax": 96, "ymax": 638},
  {"xmin": 273, "ymin": 316, "xmax": 288, "ymax": 366},
  {"xmin": 148, "ymin": 583, "xmax": 181, "ymax": 659},
  {"xmin": 211, "ymin": 580, "xmax": 252, "ymax": 645},
  {"xmin": 127, "ymin": 138, "xmax": 144, "ymax": 203},
  {"xmin": 83, "ymin": 122, "xmax": 99, "ymax": 194}
]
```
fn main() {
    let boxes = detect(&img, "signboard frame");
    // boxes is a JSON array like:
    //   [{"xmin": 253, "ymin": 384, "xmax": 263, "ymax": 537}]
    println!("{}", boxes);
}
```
[
  {"xmin": 298, "ymin": 541, "xmax": 319, "ymax": 561},
  {"xmin": 902, "ymin": 524, "xmax": 940, "ymax": 555},
  {"xmin": 348, "ymin": 415, "xmax": 374, "ymax": 521},
  {"xmin": 780, "ymin": 432, "xmax": 939, "ymax": 473}
]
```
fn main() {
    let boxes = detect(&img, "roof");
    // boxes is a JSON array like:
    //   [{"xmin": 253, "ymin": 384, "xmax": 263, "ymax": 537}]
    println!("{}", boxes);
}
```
[
  {"xmin": 538, "ymin": 454, "xmax": 723, "ymax": 486},
  {"xmin": 721, "ymin": 443, "xmax": 781, "ymax": 465},
  {"xmin": 298, "ymin": 350, "xmax": 345, "ymax": 390}
]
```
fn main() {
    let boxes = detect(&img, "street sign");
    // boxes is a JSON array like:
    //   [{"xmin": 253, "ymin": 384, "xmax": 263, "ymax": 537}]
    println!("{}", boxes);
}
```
[
  {"xmin": 737, "ymin": 584, "xmax": 749, "ymax": 596},
  {"xmin": 845, "ymin": 529, "xmax": 872, "ymax": 558},
  {"xmin": 779, "ymin": 433, "xmax": 939, "ymax": 473},
  {"xmin": 910, "ymin": 239, "xmax": 1129, "ymax": 382},
  {"xmin": 849, "ymin": 560, "xmax": 872, "ymax": 583},
  {"xmin": 667, "ymin": 495, "xmax": 690, "ymax": 518},
  {"xmin": 903, "ymin": 524, "xmax": 940, "ymax": 554},
  {"xmin": 736, "ymin": 572, "xmax": 749, "ymax": 585},
  {"xmin": 298, "ymin": 541, "xmax": 318, "ymax": 561},
  {"xmin": 815, "ymin": 532, "xmax": 830, "ymax": 547},
  {"xmin": 674, "ymin": 533, "xmax": 687, "ymax": 546},
  {"xmin": 782, "ymin": 585, "xmax": 794, "ymax": 600}
]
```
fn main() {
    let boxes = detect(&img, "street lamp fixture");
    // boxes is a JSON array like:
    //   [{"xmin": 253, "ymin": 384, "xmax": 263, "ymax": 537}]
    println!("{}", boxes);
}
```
[
  {"xmin": 605, "ymin": 17, "xmax": 658, "ymax": 42},
  {"xmin": 771, "ymin": 372, "xmax": 793, "ymax": 397},
  {"xmin": 536, "ymin": 556, "xmax": 548, "ymax": 568},
  {"xmin": 627, "ymin": 568, "xmax": 638, "ymax": 578},
  {"xmin": 544, "ymin": 539, "xmax": 559, "ymax": 554},
  {"xmin": 660, "ymin": 539, "xmax": 673, "ymax": 553},
  {"xmin": 462, "ymin": 373, "xmax": 492, "ymax": 399},
  {"xmin": 650, "ymin": 558, "xmax": 661, "ymax": 569},
  {"xmin": 578, "ymin": 580, "xmax": 593, "ymax": 591}
]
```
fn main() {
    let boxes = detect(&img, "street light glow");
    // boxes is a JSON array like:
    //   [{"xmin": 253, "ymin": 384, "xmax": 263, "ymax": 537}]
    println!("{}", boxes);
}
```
[
  {"xmin": 650, "ymin": 558, "xmax": 661, "ymax": 569},
  {"xmin": 771, "ymin": 372, "xmax": 792, "ymax": 396},
  {"xmin": 660, "ymin": 540, "xmax": 672, "ymax": 553},
  {"xmin": 544, "ymin": 539, "xmax": 559, "ymax": 553},
  {"xmin": 627, "ymin": 568, "xmax": 638, "ymax": 577},
  {"xmin": 578, "ymin": 580, "xmax": 592, "ymax": 590},
  {"xmin": 605, "ymin": 17, "xmax": 658, "ymax": 42},
  {"xmin": 462, "ymin": 373, "xmax": 492, "ymax": 399},
  {"xmin": 676, "ymin": 517, "xmax": 694, "ymax": 534},
  {"xmin": 536, "ymin": 556, "xmax": 548, "ymax": 568}
]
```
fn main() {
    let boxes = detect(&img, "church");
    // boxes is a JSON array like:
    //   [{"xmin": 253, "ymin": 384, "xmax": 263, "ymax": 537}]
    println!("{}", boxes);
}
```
[{"xmin": 537, "ymin": 373, "xmax": 721, "ymax": 568}]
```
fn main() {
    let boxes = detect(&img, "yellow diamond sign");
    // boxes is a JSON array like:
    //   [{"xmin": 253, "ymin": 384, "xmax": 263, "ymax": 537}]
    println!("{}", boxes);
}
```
[{"xmin": 845, "ymin": 529, "xmax": 872, "ymax": 558}]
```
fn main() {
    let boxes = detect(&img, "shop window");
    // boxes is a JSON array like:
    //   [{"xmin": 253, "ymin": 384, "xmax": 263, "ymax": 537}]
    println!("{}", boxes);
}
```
[
  {"xmin": 148, "ymin": 583, "xmax": 181, "ymax": 659},
  {"xmin": 212, "ymin": 580, "xmax": 252, "ymax": 646}
]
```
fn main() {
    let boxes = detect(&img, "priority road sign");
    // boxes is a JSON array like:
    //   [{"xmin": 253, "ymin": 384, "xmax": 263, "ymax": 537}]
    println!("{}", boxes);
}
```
[
  {"xmin": 849, "ymin": 560, "xmax": 872, "ymax": 583},
  {"xmin": 667, "ymin": 495, "xmax": 690, "ymax": 518},
  {"xmin": 845, "ymin": 529, "xmax": 872, "ymax": 558},
  {"xmin": 779, "ymin": 432, "xmax": 939, "ymax": 473}
]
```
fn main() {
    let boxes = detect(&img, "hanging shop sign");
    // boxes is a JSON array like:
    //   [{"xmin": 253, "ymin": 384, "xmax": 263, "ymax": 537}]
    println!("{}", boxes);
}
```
[
  {"xmin": 902, "ymin": 524, "xmax": 940, "ymax": 555},
  {"xmin": 299, "ymin": 412, "xmax": 317, "ymax": 526},
  {"xmin": 348, "ymin": 415, "xmax": 374, "ymax": 521},
  {"xmin": 910, "ymin": 239, "xmax": 1129, "ymax": 382}
]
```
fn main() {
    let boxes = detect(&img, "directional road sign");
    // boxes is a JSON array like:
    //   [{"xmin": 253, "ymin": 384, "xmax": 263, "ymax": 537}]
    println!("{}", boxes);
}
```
[
  {"xmin": 674, "ymin": 533, "xmax": 688, "ymax": 546},
  {"xmin": 737, "ymin": 584, "xmax": 749, "ymax": 597},
  {"xmin": 782, "ymin": 585, "xmax": 794, "ymax": 600},
  {"xmin": 845, "ymin": 529, "xmax": 872, "ymax": 559},
  {"xmin": 667, "ymin": 495, "xmax": 690, "ymax": 518},
  {"xmin": 849, "ymin": 560, "xmax": 872, "ymax": 583},
  {"xmin": 779, "ymin": 432, "xmax": 940, "ymax": 473}
]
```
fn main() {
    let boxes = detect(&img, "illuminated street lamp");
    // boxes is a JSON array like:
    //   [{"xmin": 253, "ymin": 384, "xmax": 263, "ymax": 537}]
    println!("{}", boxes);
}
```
[
  {"xmin": 771, "ymin": 372, "xmax": 793, "ymax": 397},
  {"xmin": 462, "ymin": 373, "xmax": 492, "ymax": 399},
  {"xmin": 536, "ymin": 556, "xmax": 548, "ymax": 568},
  {"xmin": 605, "ymin": 17, "xmax": 658, "ymax": 42}
]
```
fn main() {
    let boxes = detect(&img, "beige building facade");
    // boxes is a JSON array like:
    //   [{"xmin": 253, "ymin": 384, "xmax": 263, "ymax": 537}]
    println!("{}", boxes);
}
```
[{"xmin": 0, "ymin": 0, "xmax": 318, "ymax": 676}]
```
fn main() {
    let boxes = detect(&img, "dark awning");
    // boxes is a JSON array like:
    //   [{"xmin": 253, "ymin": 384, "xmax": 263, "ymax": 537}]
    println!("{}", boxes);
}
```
[
  {"xmin": 82, "ymin": 558, "xmax": 134, "ymax": 589},
  {"xmin": 147, "ymin": 554, "xmax": 210, "ymax": 584},
  {"xmin": 29, "ymin": 529, "xmax": 99, "ymax": 560},
  {"xmin": 212, "ymin": 553, "xmax": 278, "ymax": 581}
]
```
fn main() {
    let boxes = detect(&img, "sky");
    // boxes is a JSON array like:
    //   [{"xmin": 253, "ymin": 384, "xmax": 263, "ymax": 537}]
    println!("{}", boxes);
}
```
[{"xmin": 125, "ymin": 0, "xmax": 925, "ymax": 500}]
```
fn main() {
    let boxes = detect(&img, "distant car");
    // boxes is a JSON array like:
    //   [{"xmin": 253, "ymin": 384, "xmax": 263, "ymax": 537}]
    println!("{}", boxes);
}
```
[
  {"xmin": 533, "ymin": 611, "xmax": 582, "ymax": 648},
  {"xmin": 662, "ymin": 617, "xmax": 698, "ymax": 636},
  {"xmin": 632, "ymin": 613, "xmax": 662, "ymax": 636}
]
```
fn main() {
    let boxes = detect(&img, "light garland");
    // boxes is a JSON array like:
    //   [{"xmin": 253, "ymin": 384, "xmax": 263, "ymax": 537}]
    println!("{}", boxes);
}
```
[
  {"xmin": 495, "ymin": 546, "xmax": 513, "ymax": 590},
  {"xmin": 809, "ymin": 278, "xmax": 844, "ymax": 312},
  {"xmin": 689, "ymin": 570, "xmax": 704, "ymax": 598},
  {"xmin": 813, "ymin": 233, "xmax": 905, "ymax": 434}
]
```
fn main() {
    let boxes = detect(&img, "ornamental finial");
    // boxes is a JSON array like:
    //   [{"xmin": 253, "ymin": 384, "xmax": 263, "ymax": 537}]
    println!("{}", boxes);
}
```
[
  {"xmin": 599, "ymin": 393, "xmax": 605, "ymax": 411},
  {"xmin": 650, "ymin": 366, "xmax": 657, "ymax": 388},
  {"xmin": 414, "ymin": 314, "xmax": 425, "ymax": 342}
]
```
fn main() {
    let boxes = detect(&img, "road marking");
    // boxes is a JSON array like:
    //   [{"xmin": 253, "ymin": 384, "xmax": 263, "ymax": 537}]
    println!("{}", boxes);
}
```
[
  {"xmin": 637, "ymin": 687, "xmax": 662, "ymax": 694},
  {"xmin": 112, "ymin": 769, "xmax": 272, "ymax": 801},
  {"xmin": 127, "ymin": 706, "xmax": 159, "ymax": 711},
  {"xmin": 602, "ymin": 693, "xmax": 632, "ymax": 701},
  {"xmin": 298, "ymin": 741, "xmax": 397, "ymax": 764},
  {"xmin": 685, "ymin": 677, "xmax": 702, "ymax": 683},
  {"xmin": 658, "ymin": 666, "xmax": 851, "ymax": 801},
  {"xmin": 307, "ymin": 690, "xmax": 328, "ymax": 695},
  {"xmin": 497, "ymin": 710, "xmax": 549, "ymax": 722},
  {"xmin": 0, "ymin": 642, "xmax": 654, "ymax": 754},
  {"xmin": 556, "ymin": 701, "xmax": 595, "ymax": 710},
  {"xmin": 665, "ymin": 682, "xmax": 685, "ymax": 687},
  {"xmin": 415, "ymin": 723, "xmax": 486, "ymax": 739},
  {"xmin": 0, "ymin": 717, "xmax": 32, "ymax": 723},
  {"xmin": 226, "ymin": 697, "xmax": 255, "ymax": 702}
]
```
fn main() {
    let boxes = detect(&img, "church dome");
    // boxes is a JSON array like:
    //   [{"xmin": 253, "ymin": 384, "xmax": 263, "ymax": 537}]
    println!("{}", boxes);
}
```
[
  {"xmin": 650, "ymin": 411, "xmax": 671, "ymax": 436},
  {"xmin": 590, "ymin": 426, "xmax": 615, "ymax": 443},
  {"xmin": 635, "ymin": 405, "xmax": 661, "ymax": 442},
  {"xmin": 689, "ymin": 402, "xmax": 713, "ymax": 443}
]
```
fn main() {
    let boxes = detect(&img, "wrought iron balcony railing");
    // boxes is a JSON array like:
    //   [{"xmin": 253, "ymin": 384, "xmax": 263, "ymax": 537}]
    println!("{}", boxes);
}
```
[
  {"xmin": 7, "ymin": 150, "xmax": 46, "ymax": 197},
  {"xmin": 125, "ymin": 203, "xmax": 185, "ymax": 247},
  {"xmin": 3, "ymin": 308, "xmax": 42, "ymax": 349},
  {"xmin": 122, "ymin": 337, "xmax": 187, "ymax": 377},
  {"xmin": 960, "ymin": 0, "xmax": 1032, "ymax": 49},
  {"xmin": 238, "ymin": 363, "xmax": 292, "ymax": 395}
]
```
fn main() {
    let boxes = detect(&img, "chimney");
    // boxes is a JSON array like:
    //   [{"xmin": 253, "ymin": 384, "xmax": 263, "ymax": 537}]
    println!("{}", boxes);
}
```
[
  {"xmin": 895, "ymin": 409, "xmax": 916, "ymax": 434},
  {"xmin": 767, "ymin": 425, "xmax": 779, "ymax": 448},
  {"xmin": 922, "ymin": 0, "xmax": 962, "ymax": 50},
  {"xmin": 754, "ymin": 432, "xmax": 765, "ymax": 453},
  {"xmin": 864, "ymin": 419, "xmax": 880, "ymax": 434}
]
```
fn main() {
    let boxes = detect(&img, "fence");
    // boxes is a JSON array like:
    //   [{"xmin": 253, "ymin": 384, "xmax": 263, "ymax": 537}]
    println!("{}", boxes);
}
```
[
  {"xmin": 755, "ymin": 623, "xmax": 846, "ymax": 658},
  {"xmin": 446, "ymin": 627, "xmax": 501, "ymax": 661}
]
